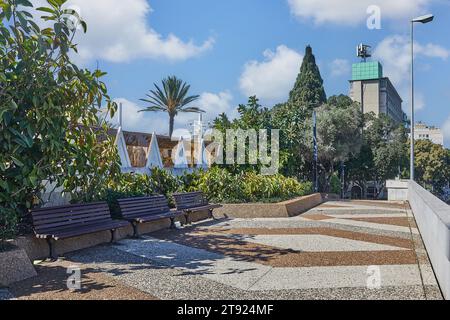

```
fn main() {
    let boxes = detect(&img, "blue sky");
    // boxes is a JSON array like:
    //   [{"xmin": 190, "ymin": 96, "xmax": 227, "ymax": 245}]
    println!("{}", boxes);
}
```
[{"xmin": 56, "ymin": 0, "xmax": 450, "ymax": 145}]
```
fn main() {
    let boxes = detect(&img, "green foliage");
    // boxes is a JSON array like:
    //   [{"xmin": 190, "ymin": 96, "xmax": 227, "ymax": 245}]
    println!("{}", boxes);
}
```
[
  {"xmin": 140, "ymin": 76, "xmax": 202, "ymax": 136},
  {"xmin": 271, "ymin": 102, "xmax": 310, "ymax": 179},
  {"xmin": 148, "ymin": 167, "xmax": 183, "ymax": 198},
  {"xmin": 346, "ymin": 114, "xmax": 408, "ymax": 198},
  {"xmin": 213, "ymin": 96, "xmax": 273, "ymax": 174},
  {"xmin": 288, "ymin": 45, "xmax": 327, "ymax": 109},
  {"xmin": 330, "ymin": 174, "xmax": 341, "ymax": 195},
  {"xmin": 185, "ymin": 167, "xmax": 312, "ymax": 203},
  {"xmin": 0, "ymin": 0, "xmax": 119, "ymax": 242},
  {"xmin": 414, "ymin": 139, "xmax": 450, "ymax": 193},
  {"xmin": 0, "ymin": 207, "xmax": 18, "ymax": 249}
]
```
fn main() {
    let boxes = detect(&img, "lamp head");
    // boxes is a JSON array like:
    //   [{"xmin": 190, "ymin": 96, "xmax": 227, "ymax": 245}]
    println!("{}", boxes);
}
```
[{"xmin": 412, "ymin": 14, "xmax": 434, "ymax": 24}]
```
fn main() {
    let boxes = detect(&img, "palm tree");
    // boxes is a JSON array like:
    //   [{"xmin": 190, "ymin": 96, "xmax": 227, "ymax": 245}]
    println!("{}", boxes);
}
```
[{"xmin": 140, "ymin": 76, "xmax": 203, "ymax": 137}]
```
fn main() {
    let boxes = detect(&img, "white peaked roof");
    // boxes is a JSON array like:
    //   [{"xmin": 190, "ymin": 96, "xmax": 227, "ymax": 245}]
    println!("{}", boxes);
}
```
[
  {"xmin": 174, "ymin": 138, "xmax": 189, "ymax": 169},
  {"xmin": 115, "ymin": 127, "xmax": 132, "ymax": 169},
  {"xmin": 196, "ymin": 139, "xmax": 209, "ymax": 169},
  {"xmin": 146, "ymin": 132, "xmax": 163, "ymax": 169}
]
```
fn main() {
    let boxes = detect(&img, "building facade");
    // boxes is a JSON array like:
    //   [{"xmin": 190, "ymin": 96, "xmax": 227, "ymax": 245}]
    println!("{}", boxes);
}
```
[
  {"xmin": 349, "ymin": 61, "xmax": 405, "ymax": 125},
  {"xmin": 414, "ymin": 122, "xmax": 444, "ymax": 146}
]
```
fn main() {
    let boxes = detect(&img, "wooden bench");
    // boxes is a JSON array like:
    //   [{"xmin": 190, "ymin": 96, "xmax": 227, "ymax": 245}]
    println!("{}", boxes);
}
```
[
  {"xmin": 173, "ymin": 192, "xmax": 222, "ymax": 224},
  {"xmin": 117, "ymin": 196, "xmax": 184, "ymax": 237},
  {"xmin": 31, "ymin": 202, "xmax": 130, "ymax": 259}
]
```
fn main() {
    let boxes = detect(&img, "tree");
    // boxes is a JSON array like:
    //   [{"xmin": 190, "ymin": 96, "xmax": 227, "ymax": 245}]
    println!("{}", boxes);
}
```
[
  {"xmin": 414, "ymin": 139, "xmax": 449, "ymax": 194},
  {"xmin": 271, "ymin": 45, "xmax": 327, "ymax": 179},
  {"xmin": 0, "ymin": 0, "xmax": 120, "ymax": 243},
  {"xmin": 271, "ymin": 102, "xmax": 310, "ymax": 178},
  {"xmin": 312, "ymin": 100, "xmax": 364, "ymax": 192},
  {"xmin": 212, "ymin": 96, "xmax": 272, "ymax": 174},
  {"xmin": 140, "ymin": 76, "xmax": 203, "ymax": 137},
  {"xmin": 288, "ymin": 45, "xmax": 327, "ymax": 110},
  {"xmin": 346, "ymin": 114, "xmax": 408, "ymax": 198}
]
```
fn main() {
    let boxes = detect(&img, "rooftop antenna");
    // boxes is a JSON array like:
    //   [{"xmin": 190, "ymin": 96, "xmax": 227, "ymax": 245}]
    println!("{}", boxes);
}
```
[{"xmin": 357, "ymin": 43, "xmax": 372, "ymax": 62}]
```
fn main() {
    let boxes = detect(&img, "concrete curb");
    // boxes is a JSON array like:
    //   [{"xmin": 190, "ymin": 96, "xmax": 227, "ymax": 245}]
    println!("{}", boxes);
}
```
[{"xmin": 214, "ymin": 194, "xmax": 323, "ymax": 219}]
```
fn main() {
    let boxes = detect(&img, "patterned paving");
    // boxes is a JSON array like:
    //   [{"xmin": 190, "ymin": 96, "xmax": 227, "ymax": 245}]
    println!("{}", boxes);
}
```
[{"xmin": 3, "ymin": 200, "xmax": 443, "ymax": 300}]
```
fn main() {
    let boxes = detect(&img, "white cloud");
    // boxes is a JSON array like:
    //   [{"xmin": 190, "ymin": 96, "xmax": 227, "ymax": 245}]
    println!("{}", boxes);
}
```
[
  {"xmin": 442, "ymin": 116, "xmax": 450, "ymax": 147},
  {"xmin": 330, "ymin": 59, "xmax": 350, "ymax": 77},
  {"xmin": 108, "ymin": 98, "xmax": 168, "ymax": 134},
  {"xmin": 287, "ymin": 0, "xmax": 432, "ymax": 25},
  {"xmin": 109, "ymin": 92, "xmax": 235, "ymax": 135},
  {"xmin": 239, "ymin": 45, "xmax": 303, "ymax": 104},
  {"xmin": 175, "ymin": 91, "xmax": 236, "ymax": 126},
  {"xmin": 374, "ymin": 35, "xmax": 449, "ymax": 87},
  {"xmin": 373, "ymin": 35, "xmax": 449, "ymax": 112},
  {"xmin": 32, "ymin": 0, "xmax": 213, "ymax": 63}
]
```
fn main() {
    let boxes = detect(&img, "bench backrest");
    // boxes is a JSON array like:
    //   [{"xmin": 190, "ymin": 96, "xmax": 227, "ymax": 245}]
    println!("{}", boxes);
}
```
[
  {"xmin": 31, "ymin": 202, "xmax": 113, "ymax": 235},
  {"xmin": 173, "ymin": 192, "xmax": 208, "ymax": 210},
  {"xmin": 117, "ymin": 196, "xmax": 171, "ymax": 219}
]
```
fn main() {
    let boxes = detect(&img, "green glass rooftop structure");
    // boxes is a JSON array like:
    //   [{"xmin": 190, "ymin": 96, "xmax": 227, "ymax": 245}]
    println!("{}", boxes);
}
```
[{"xmin": 351, "ymin": 61, "xmax": 383, "ymax": 81}]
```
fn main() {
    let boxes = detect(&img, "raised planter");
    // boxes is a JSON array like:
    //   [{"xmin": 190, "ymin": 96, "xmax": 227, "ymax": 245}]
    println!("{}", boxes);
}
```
[
  {"xmin": 214, "ymin": 193, "xmax": 323, "ymax": 219},
  {"xmin": 0, "ymin": 247, "xmax": 37, "ymax": 287}
]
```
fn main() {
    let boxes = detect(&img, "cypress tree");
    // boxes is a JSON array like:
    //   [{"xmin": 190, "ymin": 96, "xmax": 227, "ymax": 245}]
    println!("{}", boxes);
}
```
[{"xmin": 288, "ymin": 45, "xmax": 327, "ymax": 109}]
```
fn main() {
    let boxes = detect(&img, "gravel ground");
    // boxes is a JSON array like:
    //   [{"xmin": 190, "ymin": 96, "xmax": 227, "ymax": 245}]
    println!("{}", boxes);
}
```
[{"xmin": 4, "ymin": 200, "xmax": 443, "ymax": 300}]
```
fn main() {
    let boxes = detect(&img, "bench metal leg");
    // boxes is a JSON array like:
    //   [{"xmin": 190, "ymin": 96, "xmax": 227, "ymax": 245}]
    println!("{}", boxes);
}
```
[
  {"xmin": 131, "ymin": 222, "xmax": 140, "ymax": 238},
  {"xmin": 208, "ymin": 209, "xmax": 215, "ymax": 220},
  {"xmin": 110, "ymin": 229, "xmax": 117, "ymax": 243},
  {"xmin": 169, "ymin": 217, "xmax": 176, "ymax": 229},
  {"xmin": 184, "ymin": 213, "xmax": 190, "ymax": 225},
  {"xmin": 46, "ymin": 238, "xmax": 57, "ymax": 261}
]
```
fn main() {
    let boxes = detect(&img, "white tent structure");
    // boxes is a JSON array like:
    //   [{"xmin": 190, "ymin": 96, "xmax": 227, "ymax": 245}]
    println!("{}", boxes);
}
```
[
  {"xmin": 115, "ymin": 127, "xmax": 132, "ymax": 171},
  {"xmin": 115, "ymin": 103, "xmax": 132, "ymax": 172},
  {"xmin": 196, "ymin": 139, "xmax": 209, "ymax": 169},
  {"xmin": 145, "ymin": 132, "xmax": 163, "ymax": 169},
  {"xmin": 174, "ymin": 137, "xmax": 189, "ymax": 169}
]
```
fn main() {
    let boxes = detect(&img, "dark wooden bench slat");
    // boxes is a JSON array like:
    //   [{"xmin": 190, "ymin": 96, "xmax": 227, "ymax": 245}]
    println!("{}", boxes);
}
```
[
  {"xmin": 117, "ymin": 201, "xmax": 168, "ymax": 211},
  {"xmin": 32, "ymin": 210, "xmax": 111, "ymax": 226},
  {"xmin": 31, "ymin": 202, "xmax": 130, "ymax": 259},
  {"xmin": 173, "ymin": 192, "xmax": 222, "ymax": 224},
  {"xmin": 35, "ymin": 219, "xmax": 119, "ymax": 235},
  {"xmin": 31, "ymin": 202, "xmax": 108, "ymax": 215},
  {"xmin": 117, "ymin": 196, "xmax": 179, "ymax": 237},
  {"xmin": 33, "ymin": 215, "xmax": 116, "ymax": 232},
  {"xmin": 41, "ymin": 221, "xmax": 129, "ymax": 240}
]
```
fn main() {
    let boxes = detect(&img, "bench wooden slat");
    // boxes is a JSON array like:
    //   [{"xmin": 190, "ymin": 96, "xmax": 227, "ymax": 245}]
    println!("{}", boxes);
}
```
[
  {"xmin": 31, "ymin": 202, "xmax": 108, "ymax": 215},
  {"xmin": 33, "ymin": 210, "xmax": 111, "ymax": 226},
  {"xmin": 173, "ymin": 192, "xmax": 222, "ymax": 224},
  {"xmin": 117, "ymin": 196, "xmax": 179, "ymax": 237}
]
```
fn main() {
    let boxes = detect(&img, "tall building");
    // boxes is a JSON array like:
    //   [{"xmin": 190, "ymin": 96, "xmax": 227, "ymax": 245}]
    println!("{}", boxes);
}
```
[
  {"xmin": 349, "ymin": 61, "xmax": 405, "ymax": 124},
  {"xmin": 414, "ymin": 122, "xmax": 444, "ymax": 146}
]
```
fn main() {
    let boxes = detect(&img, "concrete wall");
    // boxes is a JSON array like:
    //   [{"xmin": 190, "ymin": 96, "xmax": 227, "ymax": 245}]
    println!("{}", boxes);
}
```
[
  {"xmin": 215, "ymin": 194, "xmax": 323, "ymax": 219},
  {"xmin": 387, "ymin": 180, "xmax": 450, "ymax": 299}
]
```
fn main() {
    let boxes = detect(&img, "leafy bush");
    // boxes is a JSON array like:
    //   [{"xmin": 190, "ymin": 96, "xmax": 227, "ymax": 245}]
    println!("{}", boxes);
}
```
[
  {"xmin": 183, "ymin": 167, "xmax": 312, "ymax": 203},
  {"xmin": 0, "ymin": 207, "xmax": 18, "ymax": 250},
  {"xmin": 0, "ymin": 1, "xmax": 119, "ymax": 242},
  {"xmin": 330, "ymin": 174, "xmax": 341, "ymax": 195},
  {"xmin": 148, "ymin": 168, "xmax": 183, "ymax": 198}
]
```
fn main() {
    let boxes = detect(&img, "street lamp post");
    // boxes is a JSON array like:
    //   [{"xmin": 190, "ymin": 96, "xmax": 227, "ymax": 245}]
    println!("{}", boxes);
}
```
[
  {"xmin": 313, "ymin": 109, "xmax": 318, "ymax": 193},
  {"xmin": 410, "ymin": 14, "xmax": 434, "ymax": 181}
]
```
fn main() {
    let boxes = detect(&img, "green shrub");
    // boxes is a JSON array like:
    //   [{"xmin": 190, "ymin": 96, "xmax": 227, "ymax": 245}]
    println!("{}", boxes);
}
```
[
  {"xmin": 148, "ymin": 168, "xmax": 183, "ymax": 198},
  {"xmin": 182, "ymin": 167, "xmax": 312, "ymax": 204},
  {"xmin": 330, "ymin": 174, "xmax": 341, "ymax": 195},
  {"xmin": 0, "ymin": 207, "xmax": 18, "ymax": 249}
]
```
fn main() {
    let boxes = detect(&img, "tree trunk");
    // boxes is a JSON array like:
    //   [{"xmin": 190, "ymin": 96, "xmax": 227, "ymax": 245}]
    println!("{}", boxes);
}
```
[{"xmin": 169, "ymin": 114, "xmax": 175, "ymax": 138}]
